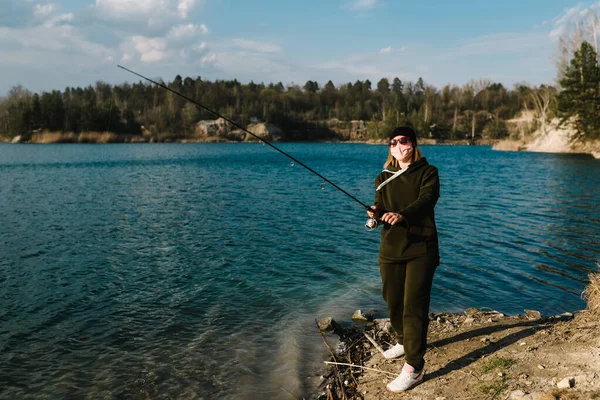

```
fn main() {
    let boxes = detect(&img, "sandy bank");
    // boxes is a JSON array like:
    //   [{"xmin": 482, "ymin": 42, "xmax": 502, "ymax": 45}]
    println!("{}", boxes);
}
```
[
  {"xmin": 317, "ymin": 308, "xmax": 600, "ymax": 399},
  {"xmin": 493, "ymin": 115, "xmax": 600, "ymax": 159}
]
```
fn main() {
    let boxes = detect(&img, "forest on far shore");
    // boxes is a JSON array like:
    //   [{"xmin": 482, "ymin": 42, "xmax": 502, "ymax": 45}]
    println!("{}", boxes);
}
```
[{"xmin": 0, "ymin": 75, "xmax": 557, "ymax": 143}]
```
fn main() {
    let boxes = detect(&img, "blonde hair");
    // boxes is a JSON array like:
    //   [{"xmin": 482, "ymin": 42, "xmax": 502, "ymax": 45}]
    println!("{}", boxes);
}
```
[{"xmin": 384, "ymin": 146, "xmax": 422, "ymax": 169}]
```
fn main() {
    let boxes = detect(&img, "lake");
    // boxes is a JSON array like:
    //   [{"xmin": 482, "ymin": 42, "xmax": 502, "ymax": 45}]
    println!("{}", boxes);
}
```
[{"xmin": 0, "ymin": 143, "xmax": 598, "ymax": 399}]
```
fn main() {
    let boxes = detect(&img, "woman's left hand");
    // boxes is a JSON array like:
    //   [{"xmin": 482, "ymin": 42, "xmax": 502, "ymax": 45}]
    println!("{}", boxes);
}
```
[{"xmin": 381, "ymin": 212, "xmax": 404, "ymax": 225}]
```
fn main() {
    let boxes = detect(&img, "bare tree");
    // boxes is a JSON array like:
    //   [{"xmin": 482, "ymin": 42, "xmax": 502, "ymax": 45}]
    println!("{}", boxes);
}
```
[
  {"xmin": 461, "ymin": 79, "xmax": 491, "ymax": 140},
  {"xmin": 554, "ymin": 6, "xmax": 600, "ymax": 83},
  {"xmin": 530, "ymin": 86, "xmax": 553, "ymax": 135}
]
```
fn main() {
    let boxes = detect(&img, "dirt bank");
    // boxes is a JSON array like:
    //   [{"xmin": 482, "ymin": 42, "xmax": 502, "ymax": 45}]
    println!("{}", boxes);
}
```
[
  {"xmin": 318, "ymin": 307, "xmax": 600, "ymax": 399},
  {"xmin": 494, "ymin": 113, "xmax": 600, "ymax": 159}
]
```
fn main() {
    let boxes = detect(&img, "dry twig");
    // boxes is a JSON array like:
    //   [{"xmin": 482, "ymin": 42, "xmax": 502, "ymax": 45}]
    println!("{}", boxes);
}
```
[
  {"xmin": 363, "ymin": 332, "xmax": 385, "ymax": 356},
  {"xmin": 316, "ymin": 320, "xmax": 347, "ymax": 400},
  {"xmin": 324, "ymin": 361, "xmax": 397, "ymax": 377}
]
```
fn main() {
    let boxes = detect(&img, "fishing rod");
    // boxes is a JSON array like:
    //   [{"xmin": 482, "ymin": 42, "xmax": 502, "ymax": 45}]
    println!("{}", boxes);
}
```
[{"xmin": 117, "ymin": 65, "xmax": 375, "ymax": 215}]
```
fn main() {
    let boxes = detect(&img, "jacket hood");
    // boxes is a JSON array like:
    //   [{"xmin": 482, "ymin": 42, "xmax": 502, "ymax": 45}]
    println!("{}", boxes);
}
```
[{"xmin": 383, "ymin": 157, "xmax": 429, "ymax": 173}]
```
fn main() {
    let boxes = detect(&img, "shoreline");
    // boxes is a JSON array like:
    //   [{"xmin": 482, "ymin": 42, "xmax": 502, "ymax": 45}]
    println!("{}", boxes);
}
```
[
  {"xmin": 2, "ymin": 133, "xmax": 494, "ymax": 146},
  {"xmin": 317, "ymin": 307, "xmax": 600, "ymax": 399}
]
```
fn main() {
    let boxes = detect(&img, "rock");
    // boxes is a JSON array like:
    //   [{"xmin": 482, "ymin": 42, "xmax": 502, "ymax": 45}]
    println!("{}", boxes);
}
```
[
  {"xmin": 195, "ymin": 118, "xmax": 231, "ymax": 138},
  {"xmin": 538, "ymin": 364, "xmax": 545, "ymax": 369},
  {"xmin": 519, "ymin": 341, "xmax": 527, "ymax": 346},
  {"xmin": 556, "ymin": 377, "xmax": 574, "ymax": 389},
  {"xmin": 318, "ymin": 317, "xmax": 340, "ymax": 332},
  {"xmin": 245, "ymin": 122, "xmax": 282, "ymax": 142},
  {"xmin": 465, "ymin": 307, "xmax": 480, "ymax": 316},
  {"xmin": 11, "ymin": 135, "xmax": 21, "ymax": 143},
  {"xmin": 524, "ymin": 309, "xmax": 541, "ymax": 319},
  {"xmin": 435, "ymin": 397, "xmax": 447, "ymax": 400},
  {"xmin": 509, "ymin": 390, "xmax": 526, "ymax": 399},
  {"xmin": 351, "ymin": 310, "xmax": 372, "ymax": 321},
  {"xmin": 374, "ymin": 318, "xmax": 392, "ymax": 333},
  {"xmin": 463, "ymin": 317, "xmax": 475, "ymax": 324}
]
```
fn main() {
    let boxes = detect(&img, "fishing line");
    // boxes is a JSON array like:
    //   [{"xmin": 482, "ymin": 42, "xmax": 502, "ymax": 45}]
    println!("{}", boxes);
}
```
[{"xmin": 117, "ymin": 65, "xmax": 372, "ymax": 212}]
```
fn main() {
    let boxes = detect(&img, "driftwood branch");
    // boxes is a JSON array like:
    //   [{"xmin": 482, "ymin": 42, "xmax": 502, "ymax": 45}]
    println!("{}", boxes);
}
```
[
  {"xmin": 316, "ymin": 320, "xmax": 347, "ymax": 400},
  {"xmin": 324, "ymin": 361, "xmax": 397, "ymax": 377},
  {"xmin": 363, "ymin": 332, "xmax": 385, "ymax": 356}
]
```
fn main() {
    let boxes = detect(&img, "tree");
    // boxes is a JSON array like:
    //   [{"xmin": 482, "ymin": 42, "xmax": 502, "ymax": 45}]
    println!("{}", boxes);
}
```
[
  {"xmin": 530, "ymin": 85, "xmax": 556, "ymax": 135},
  {"xmin": 557, "ymin": 41, "xmax": 600, "ymax": 139},
  {"xmin": 303, "ymin": 80, "xmax": 319, "ymax": 94}
]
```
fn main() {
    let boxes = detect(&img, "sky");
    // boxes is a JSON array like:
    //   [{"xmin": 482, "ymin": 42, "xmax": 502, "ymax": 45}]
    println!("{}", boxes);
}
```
[{"xmin": 0, "ymin": 0, "xmax": 599, "ymax": 95}]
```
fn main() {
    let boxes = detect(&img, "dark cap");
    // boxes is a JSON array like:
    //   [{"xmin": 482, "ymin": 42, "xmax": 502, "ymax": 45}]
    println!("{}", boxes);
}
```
[{"xmin": 389, "ymin": 126, "xmax": 417, "ymax": 147}]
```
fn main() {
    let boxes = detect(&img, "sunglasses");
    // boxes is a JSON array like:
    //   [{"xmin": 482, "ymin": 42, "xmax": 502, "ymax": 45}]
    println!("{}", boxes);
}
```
[{"xmin": 388, "ymin": 137, "xmax": 411, "ymax": 147}]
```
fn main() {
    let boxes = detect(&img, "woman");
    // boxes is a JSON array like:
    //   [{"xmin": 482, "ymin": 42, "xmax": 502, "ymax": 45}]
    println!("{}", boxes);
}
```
[{"xmin": 367, "ymin": 126, "xmax": 440, "ymax": 392}]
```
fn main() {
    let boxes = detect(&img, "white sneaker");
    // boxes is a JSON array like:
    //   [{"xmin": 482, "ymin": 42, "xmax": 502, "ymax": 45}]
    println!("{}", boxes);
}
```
[
  {"xmin": 386, "ymin": 368, "xmax": 424, "ymax": 392},
  {"xmin": 383, "ymin": 343, "xmax": 405, "ymax": 359}
]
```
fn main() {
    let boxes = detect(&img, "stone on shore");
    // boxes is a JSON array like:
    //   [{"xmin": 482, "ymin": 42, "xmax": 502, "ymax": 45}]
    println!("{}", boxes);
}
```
[
  {"xmin": 524, "ymin": 309, "xmax": 542, "ymax": 319},
  {"xmin": 317, "ymin": 317, "xmax": 340, "ymax": 332},
  {"xmin": 556, "ymin": 377, "xmax": 574, "ymax": 389},
  {"xmin": 373, "ymin": 318, "xmax": 392, "ymax": 333},
  {"xmin": 465, "ymin": 307, "xmax": 480, "ymax": 316},
  {"xmin": 351, "ymin": 310, "xmax": 373, "ymax": 321}
]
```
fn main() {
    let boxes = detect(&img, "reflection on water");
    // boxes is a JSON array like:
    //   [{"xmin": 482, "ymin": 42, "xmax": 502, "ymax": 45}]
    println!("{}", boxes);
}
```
[{"xmin": 0, "ymin": 143, "xmax": 598, "ymax": 398}]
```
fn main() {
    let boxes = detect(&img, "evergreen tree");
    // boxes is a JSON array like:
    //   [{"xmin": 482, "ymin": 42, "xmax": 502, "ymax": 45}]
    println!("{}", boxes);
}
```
[{"xmin": 557, "ymin": 41, "xmax": 600, "ymax": 139}]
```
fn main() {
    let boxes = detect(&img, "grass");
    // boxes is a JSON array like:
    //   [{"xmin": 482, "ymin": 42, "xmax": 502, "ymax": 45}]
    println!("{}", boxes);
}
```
[
  {"xmin": 480, "ymin": 357, "xmax": 516, "ymax": 374},
  {"xmin": 26, "ymin": 131, "xmax": 145, "ymax": 144},
  {"xmin": 582, "ymin": 264, "xmax": 600, "ymax": 316},
  {"xmin": 30, "ymin": 131, "xmax": 77, "ymax": 143},
  {"xmin": 478, "ymin": 381, "xmax": 508, "ymax": 398}
]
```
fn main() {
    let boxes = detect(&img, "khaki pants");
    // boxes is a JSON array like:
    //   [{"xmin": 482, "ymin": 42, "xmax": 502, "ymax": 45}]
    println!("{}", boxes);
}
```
[{"xmin": 380, "ymin": 255, "xmax": 437, "ymax": 371}]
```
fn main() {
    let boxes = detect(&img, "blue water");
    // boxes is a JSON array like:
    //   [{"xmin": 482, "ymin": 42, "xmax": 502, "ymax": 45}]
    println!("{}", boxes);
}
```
[{"xmin": 1, "ymin": 143, "xmax": 598, "ymax": 399}]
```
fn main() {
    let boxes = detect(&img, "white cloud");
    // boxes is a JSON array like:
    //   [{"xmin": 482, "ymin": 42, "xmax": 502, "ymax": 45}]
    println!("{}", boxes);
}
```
[
  {"xmin": 0, "ymin": 24, "xmax": 114, "ymax": 67},
  {"xmin": 177, "ymin": 0, "xmax": 195, "ymax": 19},
  {"xmin": 231, "ymin": 38, "xmax": 281, "ymax": 53},
  {"xmin": 94, "ymin": 0, "xmax": 202, "ymax": 32},
  {"xmin": 380, "ymin": 46, "xmax": 392, "ymax": 54},
  {"xmin": 43, "ymin": 12, "xmax": 74, "ymax": 28},
  {"xmin": 168, "ymin": 23, "xmax": 198, "ymax": 41},
  {"xmin": 34, "ymin": 3, "xmax": 56, "ymax": 19},
  {"xmin": 345, "ymin": 0, "xmax": 377, "ymax": 11},
  {"xmin": 549, "ymin": 5, "xmax": 585, "ymax": 41},
  {"xmin": 119, "ymin": 28, "xmax": 209, "ymax": 64},
  {"xmin": 201, "ymin": 53, "xmax": 217, "ymax": 65},
  {"xmin": 130, "ymin": 35, "xmax": 167, "ymax": 62},
  {"xmin": 441, "ymin": 32, "xmax": 548, "ymax": 58},
  {"xmin": 95, "ymin": 0, "xmax": 156, "ymax": 19},
  {"xmin": 199, "ymin": 23, "xmax": 209, "ymax": 34}
]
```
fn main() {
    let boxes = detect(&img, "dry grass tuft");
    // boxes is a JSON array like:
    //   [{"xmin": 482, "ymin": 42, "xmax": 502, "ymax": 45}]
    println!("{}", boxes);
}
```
[
  {"xmin": 30, "ymin": 131, "xmax": 77, "ymax": 143},
  {"xmin": 77, "ymin": 131, "xmax": 119, "ymax": 143},
  {"xmin": 582, "ymin": 263, "xmax": 600, "ymax": 316}
]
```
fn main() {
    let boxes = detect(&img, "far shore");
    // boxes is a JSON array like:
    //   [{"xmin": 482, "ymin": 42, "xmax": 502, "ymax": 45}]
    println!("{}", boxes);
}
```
[
  {"xmin": 1, "ymin": 131, "xmax": 496, "ymax": 146},
  {"xmin": 4, "ymin": 131, "xmax": 600, "ymax": 158}
]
